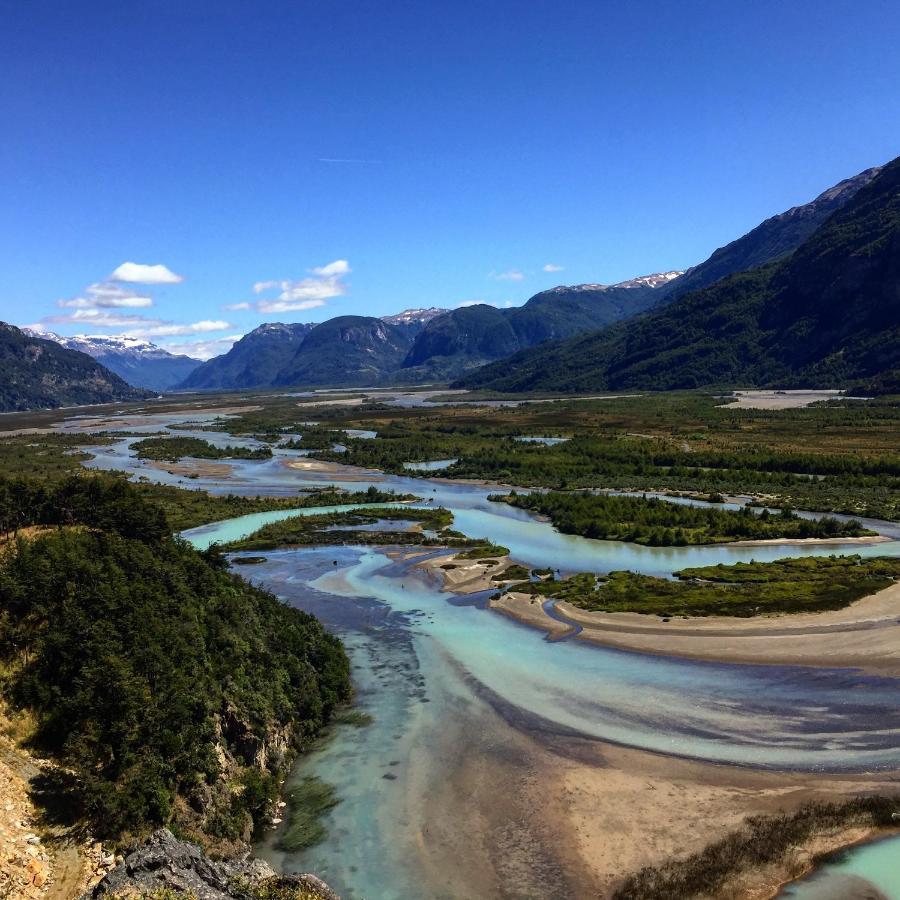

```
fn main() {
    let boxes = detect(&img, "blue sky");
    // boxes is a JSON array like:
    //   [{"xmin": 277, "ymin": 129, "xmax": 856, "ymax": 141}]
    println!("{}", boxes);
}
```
[{"xmin": 2, "ymin": 0, "xmax": 898, "ymax": 358}]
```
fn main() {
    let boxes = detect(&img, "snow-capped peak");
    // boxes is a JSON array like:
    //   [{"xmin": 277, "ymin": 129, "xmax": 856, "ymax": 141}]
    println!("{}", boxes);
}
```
[
  {"xmin": 548, "ymin": 271, "xmax": 684, "ymax": 293},
  {"xmin": 380, "ymin": 307, "xmax": 448, "ymax": 326},
  {"xmin": 24, "ymin": 330, "xmax": 193, "ymax": 360}
]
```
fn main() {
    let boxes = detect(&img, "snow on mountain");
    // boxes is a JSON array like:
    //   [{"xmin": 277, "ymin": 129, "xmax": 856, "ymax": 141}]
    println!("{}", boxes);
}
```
[
  {"xmin": 547, "ymin": 271, "xmax": 685, "ymax": 293},
  {"xmin": 25, "ymin": 331, "xmax": 203, "ymax": 392},
  {"xmin": 380, "ymin": 307, "xmax": 449, "ymax": 326}
]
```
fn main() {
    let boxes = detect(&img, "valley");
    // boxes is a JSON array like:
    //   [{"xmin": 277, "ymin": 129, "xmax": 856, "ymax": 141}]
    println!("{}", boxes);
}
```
[{"xmin": 2, "ymin": 386, "xmax": 898, "ymax": 899}]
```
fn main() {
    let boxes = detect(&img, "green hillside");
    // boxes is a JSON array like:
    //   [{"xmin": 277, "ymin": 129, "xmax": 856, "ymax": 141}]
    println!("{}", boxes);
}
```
[{"xmin": 458, "ymin": 158, "xmax": 900, "ymax": 393}]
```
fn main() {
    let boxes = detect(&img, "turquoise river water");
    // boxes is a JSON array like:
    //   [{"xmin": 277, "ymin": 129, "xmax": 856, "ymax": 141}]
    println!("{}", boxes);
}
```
[{"xmin": 74, "ymin": 413, "xmax": 900, "ymax": 899}]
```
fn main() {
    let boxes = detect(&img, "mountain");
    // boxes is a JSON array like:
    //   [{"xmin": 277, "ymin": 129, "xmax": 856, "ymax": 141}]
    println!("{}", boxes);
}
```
[
  {"xmin": 655, "ymin": 166, "xmax": 883, "ymax": 302},
  {"xmin": 400, "ymin": 272, "xmax": 682, "ymax": 378},
  {"xmin": 28, "ymin": 332, "xmax": 201, "ymax": 391},
  {"xmin": 457, "ymin": 158, "xmax": 900, "ymax": 393},
  {"xmin": 0, "ymin": 323, "xmax": 149, "ymax": 411},
  {"xmin": 176, "ymin": 312, "xmax": 445, "ymax": 391},
  {"xmin": 178, "ymin": 322, "xmax": 315, "ymax": 390},
  {"xmin": 380, "ymin": 307, "xmax": 449, "ymax": 327},
  {"xmin": 275, "ymin": 315, "xmax": 417, "ymax": 386}
]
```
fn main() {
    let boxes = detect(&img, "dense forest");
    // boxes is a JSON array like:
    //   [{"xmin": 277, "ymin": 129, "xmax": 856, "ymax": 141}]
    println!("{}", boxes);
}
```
[
  {"xmin": 0, "ymin": 475, "xmax": 350, "ymax": 845},
  {"xmin": 492, "ymin": 491, "xmax": 872, "ymax": 545}
]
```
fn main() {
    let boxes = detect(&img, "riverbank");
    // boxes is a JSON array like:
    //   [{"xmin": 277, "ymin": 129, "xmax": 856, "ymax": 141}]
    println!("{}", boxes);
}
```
[{"xmin": 491, "ymin": 580, "xmax": 900, "ymax": 676}]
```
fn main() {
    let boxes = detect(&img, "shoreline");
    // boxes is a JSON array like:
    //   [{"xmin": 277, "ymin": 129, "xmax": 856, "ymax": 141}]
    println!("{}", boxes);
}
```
[{"xmin": 489, "ymin": 580, "xmax": 900, "ymax": 676}]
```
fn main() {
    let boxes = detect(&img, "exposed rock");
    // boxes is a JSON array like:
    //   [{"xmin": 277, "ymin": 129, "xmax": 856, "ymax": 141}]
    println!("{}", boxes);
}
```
[{"xmin": 83, "ymin": 829, "xmax": 338, "ymax": 899}]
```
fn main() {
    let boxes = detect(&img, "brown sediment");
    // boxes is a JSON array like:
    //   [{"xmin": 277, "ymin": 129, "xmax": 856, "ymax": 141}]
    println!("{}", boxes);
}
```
[
  {"xmin": 399, "ymin": 655, "xmax": 900, "ymax": 900},
  {"xmin": 488, "ymin": 581, "xmax": 900, "ymax": 676},
  {"xmin": 728, "ymin": 534, "xmax": 891, "ymax": 547},
  {"xmin": 144, "ymin": 459, "xmax": 236, "ymax": 479},
  {"xmin": 283, "ymin": 457, "xmax": 381, "ymax": 481},
  {"xmin": 414, "ymin": 550, "xmax": 514, "ymax": 594}
]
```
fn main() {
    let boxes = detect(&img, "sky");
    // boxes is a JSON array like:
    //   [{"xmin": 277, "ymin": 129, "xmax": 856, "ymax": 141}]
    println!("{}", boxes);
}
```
[{"xmin": 1, "ymin": 0, "xmax": 899, "ymax": 359}]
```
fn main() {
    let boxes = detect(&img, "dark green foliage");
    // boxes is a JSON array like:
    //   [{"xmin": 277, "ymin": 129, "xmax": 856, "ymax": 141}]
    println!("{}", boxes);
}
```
[
  {"xmin": 132, "ymin": 436, "xmax": 273, "ymax": 461},
  {"xmin": 275, "ymin": 317, "xmax": 415, "ymax": 387},
  {"xmin": 222, "ymin": 506, "xmax": 455, "ymax": 552},
  {"xmin": 0, "ymin": 323, "xmax": 148, "ymax": 411},
  {"xmin": 518, "ymin": 555, "xmax": 900, "ymax": 617},
  {"xmin": 401, "ymin": 283, "xmax": 666, "ymax": 379},
  {"xmin": 277, "ymin": 777, "xmax": 341, "ymax": 852},
  {"xmin": 178, "ymin": 323, "xmax": 314, "ymax": 390},
  {"xmin": 459, "ymin": 157, "xmax": 900, "ymax": 392},
  {"xmin": 133, "ymin": 484, "xmax": 418, "ymax": 532},
  {"xmin": 492, "ymin": 491, "xmax": 872, "ymax": 545},
  {"xmin": 613, "ymin": 796, "xmax": 900, "ymax": 900},
  {"xmin": 492, "ymin": 564, "xmax": 530, "ymax": 581},
  {"xmin": 0, "ymin": 477, "xmax": 351, "ymax": 840},
  {"xmin": 654, "ymin": 165, "xmax": 881, "ymax": 304}
]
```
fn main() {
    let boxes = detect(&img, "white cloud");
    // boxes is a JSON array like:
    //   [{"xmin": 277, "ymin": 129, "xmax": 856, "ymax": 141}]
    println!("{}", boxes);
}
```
[
  {"xmin": 46, "ymin": 309, "xmax": 162, "ymax": 329},
  {"xmin": 542, "ymin": 263, "xmax": 564, "ymax": 272},
  {"xmin": 489, "ymin": 269, "xmax": 525, "ymax": 282},
  {"xmin": 127, "ymin": 319, "xmax": 231, "ymax": 338},
  {"xmin": 58, "ymin": 282, "xmax": 154, "ymax": 309},
  {"xmin": 257, "ymin": 298, "xmax": 328, "ymax": 314},
  {"xmin": 161, "ymin": 334, "xmax": 244, "ymax": 360},
  {"xmin": 253, "ymin": 259, "xmax": 350, "ymax": 314},
  {"xmin": 457, "ymin": 299, "xmax": 488, "ymax": 308},
  {"xmin": 223, "ymin": 302, "xmax": 251, "ymax": 311},
  {"xmin": 311, "ymin": 259, "xmax": 350, "ymax": 277},
  {"xmin": 110, "ymin": 262, "xmax": 184, "ymax": 284}
]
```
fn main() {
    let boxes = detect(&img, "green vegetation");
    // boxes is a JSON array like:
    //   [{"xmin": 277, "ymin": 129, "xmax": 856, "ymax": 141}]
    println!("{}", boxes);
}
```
[
  {"xmin": 0, "ymin": 322, "xmax": 147, "ymax": 411},
  {"xmin": 132, "ymin": 436, "xmax": 273, "ymax": 461},
  {"xmin": 0, "ymin": 475, "xmax": 351, "ymax": 844},
  {"xmin": 491, "ymin": 491, "xmax": 873, "ymax": 545},
  {"xmin": 459, "ymin": 158, "xmax": 900, "ymax": 393},
  {"xmin": 131, "ymin": 483, "xmax": 417, "ymax": 532},
  {"xmin": 508, "ymin": 555, "xmax": 900, "ymax": 617},
  {"xmin": 221, "ymin": 506, "xmax": 459, "ymax": 553},
  {"xmin": 453, "ymin": 542, "xmax": 510, "ymax": 559},
  {"xmin": 277, "ymin": 777, "xmax": 341, "ymax": 852},
  {"xmin": 235, "ymin": 391, "xmax": 900, "ymax": 521},
  {"xmin": 491, "ymin": 564, "xmax": 530, "ymax": 581},
  {"xmin": 613, "ymin": 796, "xmax": 900, "ymax": 900},
  {"xmin": 0, "ymin": 432, "xmax": 119, "ymax": 478}
]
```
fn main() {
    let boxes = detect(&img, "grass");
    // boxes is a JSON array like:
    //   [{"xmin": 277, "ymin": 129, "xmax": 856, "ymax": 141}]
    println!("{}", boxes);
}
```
[
  {"xmin": 492, "ymin": 564, "xmax": 530, "ymax": 581},
  {"xmin": 613, "ymin": 796, "xmax": 900, "ymax": 900},
  {"xmin": 277, "ymin": 777, "xmax": 341, "ymax": 852},
  {"xmin": 507, "ymin": 555, "xmax": 900, "ymax": 617}
]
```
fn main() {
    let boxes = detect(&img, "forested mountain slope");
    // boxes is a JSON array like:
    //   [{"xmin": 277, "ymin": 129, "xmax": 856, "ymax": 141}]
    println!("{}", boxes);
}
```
[
  {"xmin": 457, "ymin": 157, "xmax": 900, "ymax": 392},
  {"xmin": 0, "ymin": 323, "xmax": 149, "ymax": 410}
]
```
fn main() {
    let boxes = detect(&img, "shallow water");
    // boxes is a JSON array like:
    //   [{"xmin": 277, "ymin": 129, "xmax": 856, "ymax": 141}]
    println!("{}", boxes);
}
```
[
  {"xmin": 779, "ymin": 834, "xmax": 900, "ymax": 899},
  {"xmin": 72, "ymin": 409, "xmax": 900, "ymax": 899}
]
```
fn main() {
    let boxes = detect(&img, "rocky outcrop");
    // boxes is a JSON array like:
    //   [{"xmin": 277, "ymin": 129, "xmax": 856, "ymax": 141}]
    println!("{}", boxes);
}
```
[{"xmin": 83, "ymin": 829, "xmax": 338, "ymax": 899}]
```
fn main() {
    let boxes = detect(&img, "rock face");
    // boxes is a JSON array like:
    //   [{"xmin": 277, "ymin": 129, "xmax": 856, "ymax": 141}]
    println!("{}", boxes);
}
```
[{"xmin": 83, "ymin": 829, "xmax": 338, "ymax": 899}]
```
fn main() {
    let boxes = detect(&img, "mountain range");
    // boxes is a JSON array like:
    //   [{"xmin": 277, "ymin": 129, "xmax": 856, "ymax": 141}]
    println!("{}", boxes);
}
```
[
  {"xmin": 27, "ymin": 332, "xmax": 202, "ymax": 391},
  {"xmin": 458, "ymin": 158, "xmax": 900, "ymax": 393},
  {"xmin": 0, "ymin": 324, "xmax": 149, "ymax": 411},
  {"xmin": 169, "ymin": 162, "xmax": 884, "ymax": 392},
  {"xmin": 5, "ymin": 158, "xmax": 895, "ymax": 410}
]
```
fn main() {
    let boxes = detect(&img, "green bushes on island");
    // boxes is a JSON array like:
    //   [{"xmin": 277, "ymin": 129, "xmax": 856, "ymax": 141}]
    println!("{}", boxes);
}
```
[
  {"xmin": 132, "ymin": 436, "xmax": 273, "ymax": 462},
  {"xmin": 0, "ymin": 475, "xmax": 351, "ymax": 845},
  {"xmin": 613, "ymin": 796, "xmax": 900, "ymax": 900},
  {"xmin": 490, "ymin": 491, "xmax": 872, "ymax": 546},
  {"xmin": 507, "ymin": 555, "xmax": 900, "ymax": 617},
  {"xmin": 133, "ymin": 483, "xmax": 418, "ymax": 531},
  {"xmin": 222, "ymin": 506, "xmax": 458, "ymax": 552}
]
